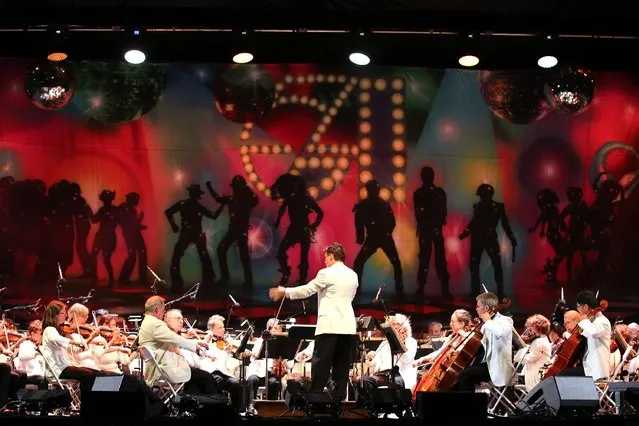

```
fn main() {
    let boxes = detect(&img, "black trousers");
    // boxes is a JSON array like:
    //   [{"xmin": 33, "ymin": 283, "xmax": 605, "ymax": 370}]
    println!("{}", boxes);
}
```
[
  {"xmin": 362, "ymin": 371, "xmax": 405, "ymax": 390},
  {"xmin": 557, "ymin": 365, "xmax": 585, "ymax": 377},
  {"xmin": 186, "ymin": 367, "xmax": 221, "ymax": 396},
  {"xmin": 451, "ymin": 362, "xmax": 490, "ymax": 392},
  {"xmin": 60, "ymin": 366, "xmax": 101, "ymax": 381},
  {"xmin": 247, "ymin": 374, "xmax": 280, "ymax": 401},
  {"xmin": 310, "ymin": 334, "xmax": 354, "ymax": 401},
  {"xmin": 0, "ymin": 364, "xmax": 27, "ymax": 404},
  {"xmin": 212, "ymin": 370, "xmax": 243, "ymax": 411}
]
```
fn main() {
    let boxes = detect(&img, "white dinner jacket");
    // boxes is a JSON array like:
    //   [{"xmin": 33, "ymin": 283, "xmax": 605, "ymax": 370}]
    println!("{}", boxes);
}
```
[
  {"xmin": 285, "ymin": 261, "xmax": 358, "ymax": 335},
  {"xmin": 578, "ymin": 312, "xmax": 611, "ymax": 381},
  {"xmin": 481, "ymin": 312, "xmax": 515, "ymax": 387}
]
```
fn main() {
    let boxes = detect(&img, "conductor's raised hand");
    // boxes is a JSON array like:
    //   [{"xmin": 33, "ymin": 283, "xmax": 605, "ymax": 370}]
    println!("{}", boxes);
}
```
[{"xmin": 269, "ymin": 286, "xmax": 286, "ymax": 301}]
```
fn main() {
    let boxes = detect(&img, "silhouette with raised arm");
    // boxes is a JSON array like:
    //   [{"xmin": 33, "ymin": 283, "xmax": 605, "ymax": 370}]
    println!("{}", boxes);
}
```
[
  {"xmin": 206, "ymin": 175, "xmax": 259, "ymax": 288},
  {"xmin": 70, "ymin": 182, "xmax": 92, "ymax": 278},
  {"xmin": 165, "ymin": 184, "xmax": 217, "ymax": 292},
  {"xmin": 271, "ymin": 174, "xmax": 323, "ymax": 285},
  {"xmin": 560, "ymin": 187, "xmax": 589, "ymax": 283},
  {"xmin": 528, "ymin": 188, "xmax": 566, "ymax": 286},
  {"xmin": 413, "ymin": 166, "xmax": 451, "ymax": 299},
  {"xmin": 89, "ymin": 190, "xmax": 119, "ymax": 287},
  {"xmin": 118, "ymin": 192, "xmax": 148, "ymax": 285},
  {"xmin": 459, "ymin": 183, "xmax": 517, "ymax": 300},
  {"xmin": 353, "ymin": 180, "xmax": 404, "ymax": 299}
]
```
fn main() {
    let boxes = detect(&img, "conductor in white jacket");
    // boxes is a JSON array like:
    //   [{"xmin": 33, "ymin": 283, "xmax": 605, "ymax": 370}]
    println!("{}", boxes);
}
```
[
  {"xmin": 452, "ymin": 292, "xmax": 514, "ymax": 391},
  {"xmin": 270, "ymin": 242, "xmax": 358, "ymax": 401}
]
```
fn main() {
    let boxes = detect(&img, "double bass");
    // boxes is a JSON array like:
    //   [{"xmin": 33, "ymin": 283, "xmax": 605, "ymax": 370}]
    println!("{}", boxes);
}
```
[
  {"xmin": 542, "ymin": 299, "xmax": 608, "ymax": 379},
  {"xmin": 411, "ymin": 298, "xmax": 511, "ymax": 401}
]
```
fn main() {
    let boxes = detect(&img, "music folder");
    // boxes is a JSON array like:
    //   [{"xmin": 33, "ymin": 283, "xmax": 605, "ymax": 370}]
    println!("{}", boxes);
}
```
[
  {"xmin": 287, "ymin": 325, "xmax": 316, "ymax": 340},
  {"xmin": 256, "ymin": 335, "xmax": 300, "ymax": 361}
]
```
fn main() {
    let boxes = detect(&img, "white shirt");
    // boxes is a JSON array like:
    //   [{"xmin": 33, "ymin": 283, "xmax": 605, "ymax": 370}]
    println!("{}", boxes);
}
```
[
  {"xmin": 40, "ymin": 326, "xmax": 75, "ymax": 380},
  {"xmin": 481, "ymin": 312, "xmax": 515, "ymax": 387},
  {"xmin": 514, "ymin": 336, "xmax": 551, "ymax": 392},
  {"xmin": 578, "ymin": 312, "xmax": 611, "ymax": 381},
  {"xmin": 285, "ymin": 262, "xmax": 358, "ymax": 335},
  {"xmin": 246, "ymin": 337, "xmax": 275, "ymax": 378},
  {"xmin": 370, "ymin": 337, "xmax": 418, "ymax": 390},
  {"xmin": 16, "ymin": 339, "xmax": 45, "ymax": 377},
  {"xmin": 69, "ymin": 332, "xmax": 99, "ymax": 370}
]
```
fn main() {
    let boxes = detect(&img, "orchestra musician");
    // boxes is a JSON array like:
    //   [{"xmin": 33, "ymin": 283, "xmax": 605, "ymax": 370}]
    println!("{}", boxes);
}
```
[
  {"xmin": 246, "ymin": 318, "xmax": 285, "ymax": 403},
  {"xmin": 451, "ymin": 292, "xmax": 514, "ymax": 392},
  {"xmin": 1, "ymin": 321, "xmax": 28, "ymax": 405},
  {"xmin": 364, "ymin": 313, "xmax": 417, "ymax": 390},
  {"xmin": 40, "ymin": 300, "xmax": 100, "ymax": 381},
  {"xmin": 413, "ymin": 309, "xmax": 472, "ymax": 367},
  {"xmin": 206, "ymin": 314, "xmax": 245, "ymax": 411},
  {"xmin": 14, "ymin": 320, "xmax": 48, "ymax": 389},
  {"xmin": 66, "ymin": 303, "xmax": 101, "ymax": 370},
  {"xmin": 269, "ymin": 242, "xmax": 358, "ymax": 401},
  {"xmin": 514, "ymin": 314, "xmax": 551, "ymax": 391},
  {"xmin": 138, "ymin": 296, "xmax": 220, "ymax": 396},
  {"xmin": 91, "ymin": 315, "xmax": 135, "ymax": 374},
  {"xmin": 557, "ymin": 291, "xmax": 611, "ymax": 381}
]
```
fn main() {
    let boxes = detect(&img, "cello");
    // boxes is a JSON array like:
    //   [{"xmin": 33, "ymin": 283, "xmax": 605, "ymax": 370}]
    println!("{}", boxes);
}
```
[
  {"xmin": 411, "ymin": 298, "xmax": 511, "ymax": 401},
  {"xmin": 542, "ymin": 299, "xmax": 608, "ymax": 379}
]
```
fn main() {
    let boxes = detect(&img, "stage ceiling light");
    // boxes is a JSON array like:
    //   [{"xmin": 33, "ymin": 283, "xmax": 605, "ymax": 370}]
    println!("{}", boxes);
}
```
[
  {"xmin": 47, "ymin": 52, "xmax": 68, "ymax": 62},
  {"xmin": 349, "ymin": 52, "xmax": 370, "ymax": 66},
  {"xmin": 124, "ymin": 49, "xmax": 146, "ymax": 64},
  {"xmin": 538, "ymin": 55, "xmax": 558, "ymax": 68},
  {"xmin": 458, "ymin": 55, "xmax": 479, "ymax": 67},
  {"xmin": 233, "ymin": 52, "xmax": 254, "ymax": 64}
]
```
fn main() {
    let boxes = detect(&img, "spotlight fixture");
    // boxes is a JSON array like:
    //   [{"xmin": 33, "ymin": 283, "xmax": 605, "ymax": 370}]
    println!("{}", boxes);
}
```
[
  {"xmin": 349, "ymin": 52, "xmax": 370, "ymax": 66},
  {"xmin": 233, "ymin": 52, "xmax": 254, "ymax": 64},
  {"xmin": 537, "ymin": 55, "xmax": 558, "ymax": 69},
  {"xmin": 47, "ymin": 25, "xmax": 69, "ymax": 62},
  {"xmin": 458, "ymin": 55, "xmax": 479, "ymax": 67},
  {"xmin": 124, "ymin": 49, "xmax": 146, "ymax": 65},
  {"xmin": 47, "ymin": 52, "xmax": 68, "ymax": 62}
]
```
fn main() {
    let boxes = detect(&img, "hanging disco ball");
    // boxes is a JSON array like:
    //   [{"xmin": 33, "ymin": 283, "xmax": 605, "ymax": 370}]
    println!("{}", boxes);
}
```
[
  {"xmin": 544, "ymin": 66, "xmax": 596, "ymax": 115},
  {"xmin": 213, "ymin": 64, "xmax": 276, "ymax": 124},
  {"xmin": 24, "ymin": 61, "xmax": 75, "ymax": 111},
  {"xmin": 479, "ymin": 70, "xmax": 551, "ymax": 124}
]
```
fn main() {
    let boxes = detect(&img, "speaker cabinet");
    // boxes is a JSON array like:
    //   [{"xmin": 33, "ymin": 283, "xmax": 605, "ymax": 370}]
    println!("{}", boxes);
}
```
[
  {"xmin": 415, "ymin": 391, "xmax": 487, "ymax": 420},
  {"xmin": 520, "ymin": 376, "xmax": 599, "ymax": 415}
]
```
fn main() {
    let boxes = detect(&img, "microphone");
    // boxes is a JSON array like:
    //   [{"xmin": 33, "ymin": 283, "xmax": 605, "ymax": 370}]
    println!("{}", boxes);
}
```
[
  {"xmin": 228, "ymin": 294, "xmax": 240, "ymax": 307},
  {"xmin": 191, "ymin": 283, "xmax": 200, "ymax": 300},
  {"xmin": 31, "ymin": 299, "xmax": 41, "ymax": 312},
  {"xmin": 301, "ymin": 300, "xmax": 306, "ymax": 316},
  {"xmin": 0, "ymin": 287, "xmax": 7, "ymax": 301},
  {"xmin": 373, "ymin": 283, "xmax": 385, "ymax": 303}
]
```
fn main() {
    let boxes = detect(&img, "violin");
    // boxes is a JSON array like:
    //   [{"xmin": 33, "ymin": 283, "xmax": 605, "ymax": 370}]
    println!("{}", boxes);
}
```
[
  {"xmin": 271, "ymin": 357, "xmax": 287, "ymax": 379},
  {"xmin": 180, "ymin": 328, "xmax": 209, "ymax": 340}
]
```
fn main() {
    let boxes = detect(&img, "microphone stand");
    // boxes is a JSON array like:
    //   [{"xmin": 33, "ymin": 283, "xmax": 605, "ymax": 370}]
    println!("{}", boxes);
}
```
[
  {"xmin": 57, "ymin": 262, "xmax": 65, "ymax": 300},
  {"xmin": 165, "ymin": 283, "xmax": 200, "ymax": 307},
  {"xmin": 60, "ymin": 290, "xmax": 96, "ymax": 306},
  {"xmin": 2, "ymin": 299, "xmax": 41, "ymax": 314}
]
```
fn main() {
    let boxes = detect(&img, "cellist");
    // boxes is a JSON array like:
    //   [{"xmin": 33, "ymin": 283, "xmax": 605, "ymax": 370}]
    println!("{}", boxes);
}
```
[
  {"xmin": 413, "ymin": 309, "xmax": 472, "ymax": 367},
  {"xmin": 451, "ymin": 292, "xmax": 514, "ymax": 391},
  {"xmin": 557, "ymin": 291, "xmax": 611, "ymax": 381}
]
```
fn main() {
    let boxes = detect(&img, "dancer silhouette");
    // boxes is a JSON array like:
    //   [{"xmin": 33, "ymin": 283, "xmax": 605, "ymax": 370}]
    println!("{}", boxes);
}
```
[
  {"xmin": 70, "ymin": 182, "xmax": 92, "ymax": 277},
  {"xmin": 528, "ymin": 188, "xmax": 566, "ymax": 286},
  {"xmin": 353, "ymin": 180, "xmax": 404, "ymax": 299},
  {"xmin": 206, "ymin": 176, "xmax": 258, "ymax": 287},
  {"xmin": 118, "ymin": 192, "xmax": 148, "ymax": 285},
  {"xmin": 413, "ymin": 166, "xmax": 451, "ymax": 299},
  {"xmin": 89, "ymin": 190, "xmax": 119, "ymax": 287},
  {"xmin": 459, "ymin": 184, "xmax": 517, "ymax": 300},
  {"xmin": 560, "ymin": 187, "xmax": 589, "ymax": 283},
  {"xmin": 271, "ymin": 174, "xmax": 323, "ymax": 285},
  {"xmin": 165, "ymin": 184, "xmax": 217, "ymax": 292}
]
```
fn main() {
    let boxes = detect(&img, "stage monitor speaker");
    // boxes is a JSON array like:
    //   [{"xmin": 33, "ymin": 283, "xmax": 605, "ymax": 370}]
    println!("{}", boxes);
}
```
[
  {"xmin": 358, "ymin": 387, "xmax": 413, "ymax": 417},
  {"xmin": 415, "ymin": 391, "xmax": 487, "ymax": 420},
  {"xmin": 80, "ymin": 374, "xmax": 165, "ymax": 423},
  {"xmin": 176, "ymin": 394, "xmax": 238, "ymax": 424},
  {"xmin": 16, "ymin": 388, "xmax": 71, "ymax": 415},
  {"xmin": 520, "ymin": 376, "xmax": 599, "ymax": 416}
]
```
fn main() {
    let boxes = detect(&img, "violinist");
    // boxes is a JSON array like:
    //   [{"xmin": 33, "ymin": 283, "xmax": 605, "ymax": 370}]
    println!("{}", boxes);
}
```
[
  {"xmin": 451, "ymin": 292, "xmax": 514, "ymax": 392},
  {"xmin": 365, "ymin": 313, "xmax": 417, "ymax": 390},
  {"xmin": 558, "ymin": 291, "xmax": 611, "ymax": 381},
  {"xmin": 162, "ymin": 309, "xmax": 222, "ymax": 396},
  {"xmin": 247, "ymin": 318, "xmax": 287, "ymax": 404},
  {"xmin": 67, "ymin": 303, "xmax": 101, "ymax": 370},
  {"xmin": 40, "ymin": 300, "xmax": 99, "ymax": 382},
  {"xmin": 137, "ymin": 297, "xmax": 214, "ymax": 393},
  {"xmin": 0, "ymin": 320, "xmax": 28, "ymax": 406},
  {"xmin": 15, "ymin": 320, "xmax": 48, "ymax": 389},
  {"xmin": 92, "ymin": 315, "xmax": 135, "ymax": 374},
  {"xmin": 206, "ymin": 314, "xmax": 243, "ymax": 411},
  {"xmin": 413, "ymin": 309, "xmax": 472, "ymax": 367},
  {"xmin": 513, "ymin": 314, "xmax": 551, "ymax": 392}
]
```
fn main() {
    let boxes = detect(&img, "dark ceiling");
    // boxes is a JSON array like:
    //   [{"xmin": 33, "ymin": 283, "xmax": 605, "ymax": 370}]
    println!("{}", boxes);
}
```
[{"xmin": 0, "ymin": 1, "xmax": 636, "ymax": 70}]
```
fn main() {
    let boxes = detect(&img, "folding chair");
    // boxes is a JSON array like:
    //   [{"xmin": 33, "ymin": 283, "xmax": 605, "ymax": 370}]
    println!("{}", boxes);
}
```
[
  {"xmin": 40, "ymin": 352, "xmax": 81, "ymax": 412},
  {"xmin": 137, "ymin": 346, "xmax": 185, "ymax": 407}
]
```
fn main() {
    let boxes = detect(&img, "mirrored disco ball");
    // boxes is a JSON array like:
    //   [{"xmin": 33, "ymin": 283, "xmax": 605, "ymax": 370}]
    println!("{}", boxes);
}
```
[
  {"xmin": 544, "ymin": 66, "xmax": 596, "ymax": 115},
  {"xmin": 214, "ymin": 64, "xmax": 276, "ymax": 124},
  {"xmin": 24, "ymin": 61, "xmax": 75, "ymax": 111}
]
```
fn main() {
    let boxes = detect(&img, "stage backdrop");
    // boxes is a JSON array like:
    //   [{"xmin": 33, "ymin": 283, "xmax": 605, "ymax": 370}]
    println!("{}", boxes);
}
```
[{"xmin": 0, "ymin": 59, "xmax": 637, "ymax": 310}]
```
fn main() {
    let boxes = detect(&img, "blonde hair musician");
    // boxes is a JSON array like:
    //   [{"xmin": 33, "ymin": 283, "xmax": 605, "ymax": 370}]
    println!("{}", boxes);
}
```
[{"xmin": 413, "ymin": 309, "xmax": 472, "ymax": 368}]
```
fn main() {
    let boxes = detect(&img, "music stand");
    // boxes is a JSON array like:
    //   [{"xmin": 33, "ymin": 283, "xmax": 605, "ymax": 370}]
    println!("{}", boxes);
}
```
[
  {"xmin": 376, "ymin": 317, "xmax": 406, "ymax": 389},
  {"xmin": 356, "ymin": 316, "xmax": 376, "ymax": 389},
  {"xmin": 233, "ymin": 323, "xmax": 254, "ymax": 412},
  {"xmin": 257, "ymin": 334, "xmax": 301, "ymax": 400}
]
